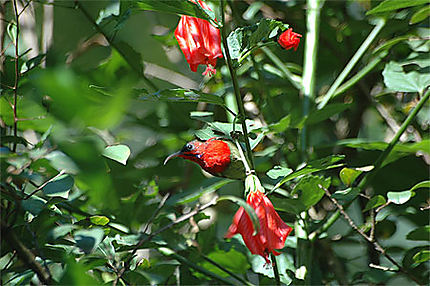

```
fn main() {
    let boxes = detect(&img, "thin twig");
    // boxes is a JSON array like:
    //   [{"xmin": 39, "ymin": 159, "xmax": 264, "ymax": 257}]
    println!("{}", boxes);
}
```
[
  {"xmin": 319, "ymin": 184, "xmax": 422, "ymax": 284},
  {"xmin": 23, "ymin": 170, "xmax": 66, "ymax": 200},
  {"xmin": 1, "ymin": 220, "xmax": 53, "ymax": 284},
  {"xmin": 202, "ymin": 255, "xmax": 254, "ymax": 286}
]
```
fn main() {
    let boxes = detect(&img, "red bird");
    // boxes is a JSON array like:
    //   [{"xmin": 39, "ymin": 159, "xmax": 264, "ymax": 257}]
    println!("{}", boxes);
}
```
[{"xmin": 164, "ymin": 137, "xmax": 245, "ymax": 180}]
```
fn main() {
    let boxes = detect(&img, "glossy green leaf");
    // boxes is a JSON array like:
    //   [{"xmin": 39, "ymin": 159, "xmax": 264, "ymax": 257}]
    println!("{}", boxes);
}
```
[
  {"xmin": 266, "ymin": 166, "xmax": 293, "ymax": 180},
  {"xmin": 410, "ymin": 5, "xmax": 430, "ymax": 24},
  {"xmin": 194, "ymin": 127, "xmax": 216, "ymax": 140},
  {"xmin": 413, "ymin": 250, "xmax": 430, "ymax": 265},
  {"xmin": 250, "ymin": 252, "xmax": 295, "ymax": 285},
  {"xmin": 373, "ymin": 35, "xmax": 413, "ymax": 54},
  {"xmin": 274, "ymin": 155, "xmax": 344, "ymax": 190},
  {"xmin": 102, "ymin": 145, "xmax": 131, "ymax": 165},
  {"xmin": 409, "ymin": 180, "xmax": 430, "ymax": 192},
  {"xmin": 21, "ymin": 195, "xmax": 47, "ymax": 215},
  {"xmin": 387, "ymin": 190, "xmax": 414, "ymax": 204},
  {"xmin": 293, "ymin": 175, "xmax": 331, "ymax": 210},
  {"xmin": 90, "ymin": 215, "xmax": 110, "ymax": 226},
  {"xmin": 363, "ymin": 195, "xmax": 386, "ymax": 212},
  {"xmin": 43, "ymin": 174, "xmax": 74, "ymax": 198},
  {"xmin": 227, "ymin": 18, "xmax": 288, "ymax": 63},
  {"xmin": 406, "ymin": 226, "xmax": 430, "ymax": 241},
  {"xmin": 367, "ymin": 0, "xmax": 428, "ymax": 15},
  {"xmin": 140, "ymin": 89, "xmax": 225, "ymax": 106},
  {"xmin": 200, "ymin": 248, "xmax": 249, "ymax": 278},
  {"xmin": 339, "ymin": 167, "xmax": 362, "ymax": 186}
]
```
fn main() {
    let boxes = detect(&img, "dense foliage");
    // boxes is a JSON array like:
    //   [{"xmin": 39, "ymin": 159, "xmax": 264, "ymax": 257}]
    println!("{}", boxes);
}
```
[{"xmin": 1, "ymin": 0, "xmax": 429, "ymax": 285}]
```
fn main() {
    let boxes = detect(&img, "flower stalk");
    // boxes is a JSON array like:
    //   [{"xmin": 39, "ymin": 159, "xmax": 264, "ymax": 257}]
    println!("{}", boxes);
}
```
[{"xmin": 220, "ymin": 0, "xmax": 255, "ymax": 170}]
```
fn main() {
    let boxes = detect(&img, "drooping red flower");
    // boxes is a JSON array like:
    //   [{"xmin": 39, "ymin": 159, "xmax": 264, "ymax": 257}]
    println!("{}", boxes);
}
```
[
  {"xmin": 174, "ymin": 0, "xmax": 223, "ymax": 76},
  {"xmin": 278, "ymin": 28, "xmax": 302, "ymax": 51},
  {"xmin": 225, "ymin": 190, "xmax": 293, "ymax": 264}
]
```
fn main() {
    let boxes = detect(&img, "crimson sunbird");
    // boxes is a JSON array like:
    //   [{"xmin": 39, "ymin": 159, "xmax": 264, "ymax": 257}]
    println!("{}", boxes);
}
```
[{"xmin": 164, "ymin": 137, "xmax": 245, "ymax": 180}]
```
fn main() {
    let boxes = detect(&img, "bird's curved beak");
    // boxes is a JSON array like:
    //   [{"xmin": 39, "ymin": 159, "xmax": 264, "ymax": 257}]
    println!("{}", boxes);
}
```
[{"xmin": 164, "ymin": 151, "xmax": 182, "ymax": 165}]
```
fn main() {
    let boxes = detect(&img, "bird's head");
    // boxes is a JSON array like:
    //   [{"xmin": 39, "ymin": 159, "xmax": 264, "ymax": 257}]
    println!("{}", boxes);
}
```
[{"xmin": 164, "ymin": 139, "xmax": 206, "ymax": 167}]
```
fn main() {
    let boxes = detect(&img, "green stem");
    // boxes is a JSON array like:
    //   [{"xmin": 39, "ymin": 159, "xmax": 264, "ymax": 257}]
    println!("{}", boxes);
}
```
[
  {"xmin": 75, "ymin": 0, "xmax": 158, "ymax": 92},
  {"xmin": 261, "ymin": 46, "xmax": 302, "ymax": 90},
  {"xmin": 331, "ymin": 50, "xmax": 388, "ymax": 99},
  {"xmin": 358, "ymin": 88, "xmax": 430, "ymax": 189},
  {"xmin": 317, "ymin": 18, "xmax": 386, "ymax": 109},
  {"xmin": 271, "ymin": 253, "xmax": 281, "ymax": 286},
  {"xmin": 220, "ymin": 0, "xmax": 255, "ymax": 170},
  {"xmin": 12, "ymin": 0, "xmax": 19, "ymax": 152},
  {"xmin": 301, "ymin": 0, "xmax": 324, "ymax": 158},
  {"xmin": 311, "ymin": 89, "xmax": 430, "ymax": 240}
]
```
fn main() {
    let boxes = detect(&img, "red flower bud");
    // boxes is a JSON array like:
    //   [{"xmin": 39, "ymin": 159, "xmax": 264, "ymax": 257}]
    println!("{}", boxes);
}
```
[
  {"xmin": 225, "ymin": 190, "xmax": 292, "ymax": 264},
  {"xmin": 278, "ymin": 28, "xmax": 302, "ymax": 51},
  {"xmin": 174, "ymin": 0, "xmax": 223, "ymax": 76}
]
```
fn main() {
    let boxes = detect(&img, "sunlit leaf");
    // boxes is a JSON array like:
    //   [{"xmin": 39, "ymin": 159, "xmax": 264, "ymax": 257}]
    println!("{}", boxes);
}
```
[
  {"xmin": 410, "ymin": 5, "xmax": 430, "ymax": 24},
  {"xmin": 102, "ymin": 145, "xmax": 131, "ymax": 165},
  {"xmin": 387, "ymin": 190, "xmax": 414, "ymax": 204},
  {"xmin": 367, "ymin": 0, "xmax": 428, "ymax": 15}
]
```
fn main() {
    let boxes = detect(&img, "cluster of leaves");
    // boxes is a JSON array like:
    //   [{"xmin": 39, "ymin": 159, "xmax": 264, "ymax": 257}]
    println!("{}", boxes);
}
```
[{"xmin": 1, "ymin": 0, "xmax": 429, "ymax": 285}]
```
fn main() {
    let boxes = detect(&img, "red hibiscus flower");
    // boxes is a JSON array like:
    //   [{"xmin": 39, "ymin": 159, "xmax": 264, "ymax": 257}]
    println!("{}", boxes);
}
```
[
  {"xmin": 174, "ymin": 0, "xmax": 223, "ymax": 76},
  {"xmin": 225, "ymin": 190, "xmax": 293, "ymax": 264},
  {"xmin": 278, "ymin": 28, "xmax": 302, "ymax": 51}
]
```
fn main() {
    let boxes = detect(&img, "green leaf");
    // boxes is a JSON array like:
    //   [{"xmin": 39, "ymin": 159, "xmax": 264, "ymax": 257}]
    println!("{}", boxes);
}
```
[
  {"xmin": 339, "ymin": 167, "xmax": 362, "ymax": 186},
  {"xmin": 218, "ymin": 195, "xmax": 260, "ymax": 235},
  {"xmin": 194, "ymin": 127, "xmax": 216, "ymax": 140},
  {"xmin": 43, "ymin": 174, "xmax": 74, "ymax": 198},
  {"xmin": 382, "ymin": 61, "xmax": 430, "ymax": 93},
  {"xmin": 102, "ymin": 145, "xmax": 131, "ymax": 165},
  {"xmin": 274, "ymin": 155, "xmax": 344, "ymax": 190},
  {"xmin": 190, "ymin": 111, "xmax": 214, "ymax": 122},
  {"xmin": 410, "ymin": 5, "xmax": 430, "ymax": 24},
  {"xmin": 59, "ymin": 257, "xmax": 100, "ymax": 285},
  {"xmin": 134, "ymin": 0, "xmax": 215, "ymax": 22},
  {"xmin": 90, "ymin": 215, "xmax": 110, "ymax": 226},
  {"xmin": 140, "ymin": 89, "xmax": 225, "ymax": 106},
  {"xmin": 367, "ymin": 0, "xmax": 428, "ymax": 15},
  {"xmin": 387, "ymin": 190, "xmax": 414, "ymax": 204},
  {"xmin": 412, "ymin": 250, "xmax": 430, "ymax": 265},
  {"xmin": 1, "ymin": 136, "xmax": 29, "ymax": 146},
  {"xmin": 21, "ymin": 54, "xmax": 46, "ymax": 74},
  {"xmin": 74, "ymin": 228, "xmax": 105, "ymax": 254},
  {"xmin": 266, "ymin": 166, "xmax": 293, "ymax": 180},
  {"xmin": 332, "ymin": 187, "xmax": 361, "ymax": 203},
  {"xmin": 21, "ymin": 196, "xmax": 47, "ymax": 215},
  {"xmin": 293, "ymin": 175, "xmax": 331, "ymax": 210},
  {"xmin": 363, "ymin": 195, "xmax": 387, "ymax": 212},
  {"xmin": 48, "ymin": 224, "xmax": 77, "ymax": 241},
  {"xmin": 45, "ymin": 151, "xmax": 79, "ymax": 175},
  {"xmin": 406, "ymin": 226, "xmax": 430, "ymax": 241},
  {"xmin": 409, "ymin": 180, "xmax": 430, "ymax": 192},
  {"xmin": 227, "ymin": 19, "xmax": 288, "ymax": 63}
]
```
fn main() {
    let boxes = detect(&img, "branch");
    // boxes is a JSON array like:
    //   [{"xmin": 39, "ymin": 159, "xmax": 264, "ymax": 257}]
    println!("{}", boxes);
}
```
[
  {"xmin": 1, "ymin": 220, "xmax": 53, "ymax": 284},
  {"xmin": 319, "ymin": 184, "xmax": 422, "ymax": 285}
]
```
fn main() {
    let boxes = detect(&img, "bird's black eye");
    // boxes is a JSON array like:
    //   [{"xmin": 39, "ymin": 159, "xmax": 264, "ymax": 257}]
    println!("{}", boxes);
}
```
[{"xmin": 184, "ymin": 143, "xmax": 194, "ymax": 152}]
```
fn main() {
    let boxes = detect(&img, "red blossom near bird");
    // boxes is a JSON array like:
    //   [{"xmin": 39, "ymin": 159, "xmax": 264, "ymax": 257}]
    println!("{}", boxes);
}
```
[
  {"xmin": 174, "ymin": 0, "xmax": 223, "ymax": 76},
  {"xmin": 225, "ymin": 189, "xmax": 292, "ymax": 264},
  {"xmin": 164, "ymin": 137, "xmax": 245, "ymax": 180},
  {"xmin": 278, "ymin": 28, "xmax": 302, "ymax": 51}
]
